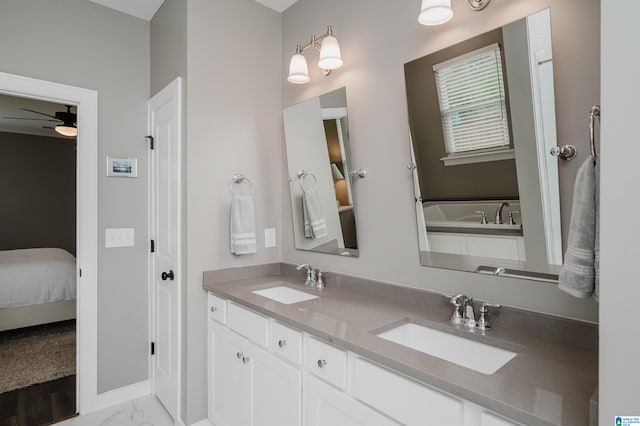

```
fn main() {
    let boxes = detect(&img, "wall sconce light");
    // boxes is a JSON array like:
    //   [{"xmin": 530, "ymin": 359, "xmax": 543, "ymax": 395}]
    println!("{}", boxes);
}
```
[
  {"xmin": 287, "ymin": 26, "xmax": 343, "ymax": 84},
  {"xmin": 418, "ymin": 0, "xmax": 490, "ymax": 26}
]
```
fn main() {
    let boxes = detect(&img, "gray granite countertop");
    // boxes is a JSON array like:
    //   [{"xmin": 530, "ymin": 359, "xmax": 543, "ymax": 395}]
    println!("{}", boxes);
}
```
[{"xmin": 203, "ymin": 268, "xmax": 597, "ymax": 426}]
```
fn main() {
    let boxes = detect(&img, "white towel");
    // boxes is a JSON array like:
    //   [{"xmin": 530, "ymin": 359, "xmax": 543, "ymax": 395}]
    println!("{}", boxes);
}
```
[
  {"xmin": 302, "ymin": 190, "xmax": 328, "ymax": 239},
  {"xmin": 230, "ymin": 194, "xmax": 257, "ymax": 255},
  {"xmin": 558, "ymin": 156, "xmax": 599, "ymax": 299}
]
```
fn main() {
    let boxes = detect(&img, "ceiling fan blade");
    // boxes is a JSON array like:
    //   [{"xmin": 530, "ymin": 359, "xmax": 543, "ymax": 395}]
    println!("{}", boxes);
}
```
[
  {"xmin": 20, "ymin": 107, "xmax": 58, "ymax": 120},
  {"xmin": 2, "ymin": 116, "xmax": 60, "ymax": 122}
]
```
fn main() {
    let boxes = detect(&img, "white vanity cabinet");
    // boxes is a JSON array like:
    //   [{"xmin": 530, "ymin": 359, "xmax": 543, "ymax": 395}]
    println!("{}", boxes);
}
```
[
  {"xmin": 207, "ymin": 302, "xmax": 302, "ymax": 426},
  {"xmin": 206, "ymin": 293, "xmax": 522, "ymax": 426}
]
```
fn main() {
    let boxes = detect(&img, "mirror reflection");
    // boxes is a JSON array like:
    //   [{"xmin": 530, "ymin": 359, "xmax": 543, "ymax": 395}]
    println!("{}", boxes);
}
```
[
  {"xmin": 283, "ymin": 87, "xmax": 358, "ymax": 256},
  {"xmin": 406, "ymin": 9, "xmax": 562, "ymax": 281}
]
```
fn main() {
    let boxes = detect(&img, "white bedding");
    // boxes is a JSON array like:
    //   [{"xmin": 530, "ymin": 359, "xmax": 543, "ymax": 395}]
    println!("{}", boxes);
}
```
[{"xmin": 0, "ymin": 248, "xmax": 77, "ymax": 309}]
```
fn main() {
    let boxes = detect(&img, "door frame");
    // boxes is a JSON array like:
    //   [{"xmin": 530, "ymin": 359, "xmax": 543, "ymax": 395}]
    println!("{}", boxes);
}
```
[
  {"xmin": 0, "ymin": 71, "xmax": 99, "ymax": 413},
  {"xmin": 148, "ymin": 77, "xmax": 183, "ymax": 421}
]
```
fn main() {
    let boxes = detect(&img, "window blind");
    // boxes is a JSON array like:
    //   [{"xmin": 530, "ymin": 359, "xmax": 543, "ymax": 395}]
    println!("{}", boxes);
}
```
[{"xmin": 433, "ymin": 43, "xmax": 510, "ymax": 155}]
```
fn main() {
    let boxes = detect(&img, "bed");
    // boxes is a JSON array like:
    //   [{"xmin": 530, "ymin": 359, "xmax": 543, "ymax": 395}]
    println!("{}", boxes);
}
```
[{"xmin": 0, "ymin": 248, "xmax": 77, "ymax": 332}]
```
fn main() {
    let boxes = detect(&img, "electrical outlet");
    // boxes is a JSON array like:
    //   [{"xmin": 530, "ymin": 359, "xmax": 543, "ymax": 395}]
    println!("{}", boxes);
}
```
[{"xmin": 265, "ymin": 228, "xmax": 276, "ymax": 248}]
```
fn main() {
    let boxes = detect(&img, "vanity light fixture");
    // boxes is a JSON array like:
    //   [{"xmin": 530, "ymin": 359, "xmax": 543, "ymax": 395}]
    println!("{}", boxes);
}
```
[
  {"xmin": 287, "ymin": 26, "xmax": 343, "ymax": 84},
  {"xmin": 418, "ymin": 0, "xmax": 491, "ymax": 26}
]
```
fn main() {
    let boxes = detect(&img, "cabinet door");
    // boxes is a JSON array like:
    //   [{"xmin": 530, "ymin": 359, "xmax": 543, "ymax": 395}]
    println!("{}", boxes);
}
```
[
  {"xmin": 250, "ymin": 342, "xmax": 302, "ymax": 426},
  {"xmin": 209, "ymin": 322, "xmax": 251, "ymax": 426},
  {"xmin": 480, "ymin": 411, "xmax": 521, "ymax": 426},
  {"xmin": 305, "ymin": 374, "xmax": 400, "ymax": 426}
]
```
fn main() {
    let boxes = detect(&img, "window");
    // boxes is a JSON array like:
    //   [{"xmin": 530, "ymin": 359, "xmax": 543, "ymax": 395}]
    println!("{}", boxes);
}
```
[{"xmin": 433, "ymin": 43, "xmax": 511, "ymax": 162}]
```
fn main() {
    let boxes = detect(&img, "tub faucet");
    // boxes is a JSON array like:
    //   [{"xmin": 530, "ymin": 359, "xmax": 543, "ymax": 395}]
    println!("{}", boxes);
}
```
[{"xmin": 494, "ymin": 202, "xmax": 510, "ymax": 224}]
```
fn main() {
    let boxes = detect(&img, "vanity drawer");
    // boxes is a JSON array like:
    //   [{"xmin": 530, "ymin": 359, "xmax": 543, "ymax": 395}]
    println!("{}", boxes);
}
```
[
  {"xmin": 207, "ymin": 293, "xmax": 227, "ymax": 324},
  {"xmin": 270, "ymin": 321, "xmax": 303, "ymax": 365},
  {"xmin": 480, "ymin": 411, "xmax": 522, "ymax": 426},
  {"xmin": 353, "ymin": 357, "xmax": 464, "ymax": 425},
  {"xmin": 305, "ymin": 335, "xmax": 347, "ymax": 389},
  {"xmin": 226, "ymin": 302, "xmax": 269, "ymax": 348}
]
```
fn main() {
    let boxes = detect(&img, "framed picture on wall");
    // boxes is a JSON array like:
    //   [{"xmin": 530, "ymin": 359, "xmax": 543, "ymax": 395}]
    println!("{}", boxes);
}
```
[{"xmin": 106, "ymin": 156, "xmax": 138, "ymax": 177}]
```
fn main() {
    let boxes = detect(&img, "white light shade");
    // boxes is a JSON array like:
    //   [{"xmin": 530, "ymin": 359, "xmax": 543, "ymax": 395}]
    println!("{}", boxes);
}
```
[
  {"xmin": 55, "ymin": 124, "xmax": 78, "ymax": 137},
  {"xmin": 318, "ymin": 35, "xmax": 343, "ymax": 70},
  {"xmin": 419, "ymin": 0, "xmax": 453, "ymax": 26},
  {"xmin": 331, "ymin": 163, "xmax": 344, "ymax": 180},
  {"xmin": 287, "ymin": 53, "xmax": 310, "ymax": 84}
]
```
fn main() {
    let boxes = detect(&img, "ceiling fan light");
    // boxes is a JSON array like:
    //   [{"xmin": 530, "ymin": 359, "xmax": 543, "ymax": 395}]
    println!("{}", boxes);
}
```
[
  {"xmin": 55, "ymin": 124, "xmax": 77, "ymax": 137},
  {"xmin": 419, "ymin": 0, "xmax": 454, "ymax": 26}
]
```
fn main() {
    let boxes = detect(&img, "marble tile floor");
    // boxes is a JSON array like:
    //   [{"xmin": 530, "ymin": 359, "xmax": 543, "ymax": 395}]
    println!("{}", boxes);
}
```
[{"xmin": 57, "ymin": 395, "xmax": 174, "ymax": 426}]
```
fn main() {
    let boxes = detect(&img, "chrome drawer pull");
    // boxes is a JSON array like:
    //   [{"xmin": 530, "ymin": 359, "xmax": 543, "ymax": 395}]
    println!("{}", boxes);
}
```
[
  {"xmin": 278, "ymin": 339, "xmax": 287, "ymax": 348},
  {"xmin": 317, "ymin": 359, "xmax": 327, "ymax": 368}
]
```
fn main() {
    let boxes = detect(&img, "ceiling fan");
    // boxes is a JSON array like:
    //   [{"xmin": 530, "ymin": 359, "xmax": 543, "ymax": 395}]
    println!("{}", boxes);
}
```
[{"xmin": 2, "ymin": 105, "xmax": 77, "ymax": 137}]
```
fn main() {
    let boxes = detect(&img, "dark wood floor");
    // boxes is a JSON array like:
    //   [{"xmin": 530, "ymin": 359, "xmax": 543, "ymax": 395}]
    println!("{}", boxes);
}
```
[{"xmin": 0, "ymin": 375, "xmax": 76, "ymax": 426}]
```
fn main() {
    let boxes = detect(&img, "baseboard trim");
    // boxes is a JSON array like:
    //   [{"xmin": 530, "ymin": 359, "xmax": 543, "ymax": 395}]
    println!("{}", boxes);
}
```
[
  {"xmin": 190, "ymin": 419, "xmax": 213, "ymax": 426},
  {"xmin": 94, "ymin": 380, "xmax": 151, "ymax": 411}
]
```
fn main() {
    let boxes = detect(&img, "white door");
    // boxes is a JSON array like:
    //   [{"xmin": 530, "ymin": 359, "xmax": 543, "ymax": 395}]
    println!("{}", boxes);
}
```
[{"xmin": 149, "ymin": 77, "xmax": 182, "ymax": 420}]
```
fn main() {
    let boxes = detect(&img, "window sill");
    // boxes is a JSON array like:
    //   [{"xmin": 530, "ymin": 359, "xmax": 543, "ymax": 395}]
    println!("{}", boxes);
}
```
[{"xmin": 440, "ymin": 148, "xmax": 515, "ymax": 166}]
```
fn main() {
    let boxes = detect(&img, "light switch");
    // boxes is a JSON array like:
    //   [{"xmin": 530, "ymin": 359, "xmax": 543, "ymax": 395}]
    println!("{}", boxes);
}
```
[
  {"xmin": 265, "ymin": 228, "xmax": 276, "ymax": 248},
  {"xmin": 105, "ymin": 228, "xmax": 135, "ymax": 248}
]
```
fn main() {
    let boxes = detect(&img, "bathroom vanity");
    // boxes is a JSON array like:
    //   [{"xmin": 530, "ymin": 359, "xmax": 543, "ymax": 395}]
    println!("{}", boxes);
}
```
[{"xmin": 203, "ymin": 265, "xmax": 597, "ymax": 426}]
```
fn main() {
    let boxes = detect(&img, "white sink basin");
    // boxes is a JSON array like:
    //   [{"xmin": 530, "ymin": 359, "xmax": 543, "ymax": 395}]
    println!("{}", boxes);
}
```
[
  {"xmin": 252, "ymin": 285, "xmax": 318, "ymax": 305},
  {"xmin": 375, "ymin": 322, "xmax": 517, "ymax": 374}
]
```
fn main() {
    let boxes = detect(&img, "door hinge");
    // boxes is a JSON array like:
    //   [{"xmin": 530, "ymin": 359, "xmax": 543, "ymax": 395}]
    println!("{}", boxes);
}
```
[
  {"xmin": 79, "ymin": 268, "xmax": 82, "ymax": 277},
  {"xmin": 145, "ymin": 135, "xmax": 154, "ymax": 150},
  {"xmin": 151, "ymin": 342, "xmax": 155, "ymax": 355},
  {"xmin": 150, "ymin": 239, "xmax": 155, "ymax": 253}
]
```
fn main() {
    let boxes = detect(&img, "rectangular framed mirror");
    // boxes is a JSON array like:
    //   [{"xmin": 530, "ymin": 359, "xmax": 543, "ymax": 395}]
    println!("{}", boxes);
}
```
[
  {"xmin": 406, "ymin": 9, "xmax": 562, "ymax": 282},
  {"xmin": 283, "ymin": 87, "xmax": 358, "ymax": 256}
]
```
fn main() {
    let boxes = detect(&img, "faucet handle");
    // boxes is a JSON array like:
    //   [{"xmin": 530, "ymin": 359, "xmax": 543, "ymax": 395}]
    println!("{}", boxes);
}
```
[
  {"xmin": 476, "ymin": 302, "xmax": 501, "ymax": 331},
  {"xmin": 448, "ymin": 293, "xmax": 467, "ymax": 325},
  {"xmin": 474, "ymin": 210, "xmax": 488, "ymax": 224},
  {"xmin": 508, "ymin": 211, "xmax": 520, "ymax": 225},
  {"xmin": 315, "ymin": 270, "xmax": 326, "ymax": 290}
]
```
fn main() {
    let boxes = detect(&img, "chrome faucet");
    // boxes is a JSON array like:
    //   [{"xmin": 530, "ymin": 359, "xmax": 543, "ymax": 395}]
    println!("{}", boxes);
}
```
[
  {"xmin": 296, "ymin": 264, "xmax": 326, "ymax": 289},
  {"xmin": 494, "ymin": 202, "xmax": 510, "ymax": 224},
  {"xmin": 447, "ymin": 293, "xmax": 500, "ymax": 331},
  {"xmin": 296, "ymin": 264, "xmax": 316, "ymax": 286}
]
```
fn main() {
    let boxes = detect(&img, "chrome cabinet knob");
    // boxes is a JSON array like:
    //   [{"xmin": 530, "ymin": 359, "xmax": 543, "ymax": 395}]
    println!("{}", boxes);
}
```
[
  {"xmin": 242, "ymin": 356, "xmax": 250, "ymax": 364},
  {"xmin": 317, "ymin": 359, "xmax": 327, "ymax": 368},
  {"xmin": 210, "ymin": 306, "xmax": 217, "ymax": 313},
  {"xmin": 236, "ymin": 352, "xmax": 243, "ymax": 359},
  {"xmin": 278, "ymin": 339, "xmax": 287, "ymax": 348}
]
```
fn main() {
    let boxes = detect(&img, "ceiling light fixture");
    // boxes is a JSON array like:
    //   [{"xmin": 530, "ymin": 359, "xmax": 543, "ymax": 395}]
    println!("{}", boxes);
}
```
[
  {"xmin": 55, "ymin": 122, "xmax": 77, "ymax": 137},
  {"xmin": 287, "ymin": 26, "xmax": 343, "ymax": 84},
  {"xmin": 418, "ymin": 0, "xmax": 491, "ymax": 26}
]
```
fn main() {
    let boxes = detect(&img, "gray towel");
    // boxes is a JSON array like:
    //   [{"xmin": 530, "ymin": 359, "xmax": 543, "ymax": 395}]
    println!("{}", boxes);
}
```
[
  {"xmin": 230, "ymin": 194, "xmax": 257, "ymax": 255},
  {"xmin": 558, "ymin": 156, "xmax": 599, "ymax": 299},
  {"xmin": 302, "ymin": 190, "xmax": 328, "ymax": 239}
]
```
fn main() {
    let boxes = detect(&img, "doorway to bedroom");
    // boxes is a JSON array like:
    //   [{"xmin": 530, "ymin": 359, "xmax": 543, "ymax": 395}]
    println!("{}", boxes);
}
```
[{"xmin": 0, "ymin": 93, "xmax": 78, "ymax": 424}]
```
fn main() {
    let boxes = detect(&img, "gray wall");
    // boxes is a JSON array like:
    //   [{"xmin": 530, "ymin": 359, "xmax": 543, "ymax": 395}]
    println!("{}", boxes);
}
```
[
  {"xmin": 405, "ymin": 28, "xmax": 520, "ymax": 201},
  {"xmin": 0, "ymin": 0, "xmax": 150, "ymax": 392},
  {"xmin": 282, "ymin": 0, "xmax": 599, "ymax": 322},
  {"xmin": 185, "ymin": 0, "xmax": 282, "ymax": 423},
  {"xmin": 0, "ymin": 131, "xmax": 76, "ymax": 255},
  {"xmin": 599, "ymin": 0, "xmax": 640, "ymax": 421}
]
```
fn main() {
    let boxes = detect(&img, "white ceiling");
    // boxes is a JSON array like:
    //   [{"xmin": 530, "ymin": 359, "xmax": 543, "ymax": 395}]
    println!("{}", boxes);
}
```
[
  {"xmin": 0, "ymin": 94, "xmax": 74, "ymax": 139},
  {"xmin": 87, "ymin": 0, "xmax": 298, "ymax": 21}
]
